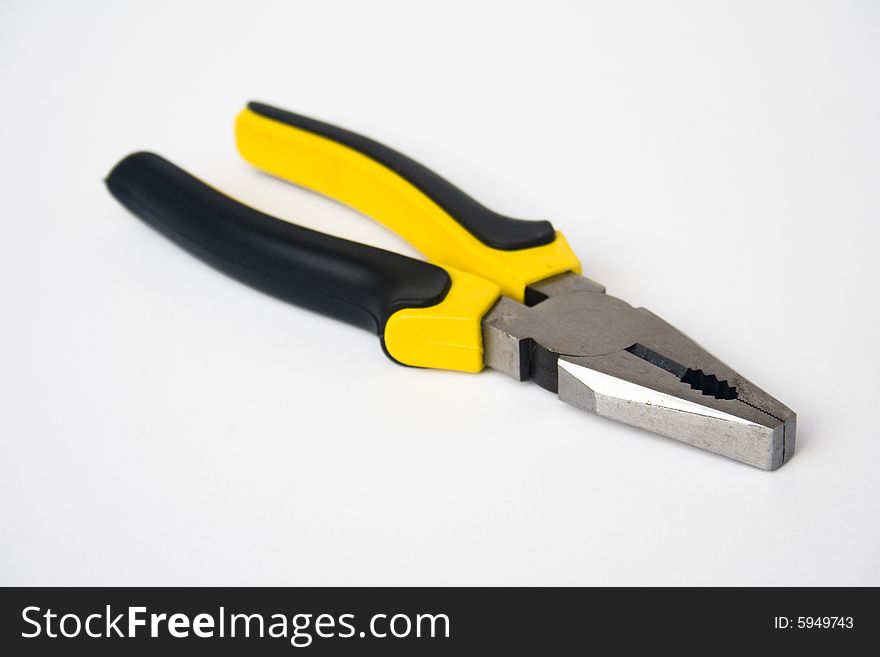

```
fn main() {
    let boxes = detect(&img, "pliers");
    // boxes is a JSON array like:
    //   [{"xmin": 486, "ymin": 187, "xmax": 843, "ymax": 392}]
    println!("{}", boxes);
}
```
[{"xmin": 106, "ymin": 102, "xmax": 796, "ymax": 470}]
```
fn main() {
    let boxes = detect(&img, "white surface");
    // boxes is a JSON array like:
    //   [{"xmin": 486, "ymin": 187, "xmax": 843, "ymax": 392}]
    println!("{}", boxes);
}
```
[{"xmin": 1, "ymin": 0, "xmax": 878, "ymax": 586}]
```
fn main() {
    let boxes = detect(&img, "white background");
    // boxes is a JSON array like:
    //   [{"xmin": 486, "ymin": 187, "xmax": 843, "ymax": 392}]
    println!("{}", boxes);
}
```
[{"xmin": 1, "ymin": 0, "xmax": 878, "ymax": 586}]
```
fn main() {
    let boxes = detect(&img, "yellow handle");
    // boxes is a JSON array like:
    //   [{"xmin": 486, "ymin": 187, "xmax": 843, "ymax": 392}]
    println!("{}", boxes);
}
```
[
  {"xmin": 385, "ymin": 267, "xmax": 500, "ymax": 372},
  {"xmin": 234, "ymin": 106, "xmax": 580, "ymax": 302}
]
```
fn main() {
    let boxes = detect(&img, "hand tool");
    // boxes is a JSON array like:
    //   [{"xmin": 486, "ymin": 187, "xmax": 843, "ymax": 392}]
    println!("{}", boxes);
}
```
[{"xmin": 105, "ymin": 102, "xmax": 796, "ymax": 470}]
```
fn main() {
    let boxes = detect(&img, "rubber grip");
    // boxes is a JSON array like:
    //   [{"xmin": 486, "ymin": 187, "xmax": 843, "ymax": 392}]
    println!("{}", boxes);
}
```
[
  {"xmin": 235, "ymin": 104, "xmax": 582, "ymax": 301},
  {"xmin": 248, "ymin": 102, "xmax": 554, "ymax": 250},
  {"xmin": 105, "ymin": 152, "xmax": 451, "ymax": 353}
]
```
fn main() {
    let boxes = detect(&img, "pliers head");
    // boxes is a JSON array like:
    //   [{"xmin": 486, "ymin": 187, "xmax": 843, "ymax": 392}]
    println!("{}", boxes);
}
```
[{"xmin": 483, "ymin": 273, "xmax": 796, "ymax": 470}]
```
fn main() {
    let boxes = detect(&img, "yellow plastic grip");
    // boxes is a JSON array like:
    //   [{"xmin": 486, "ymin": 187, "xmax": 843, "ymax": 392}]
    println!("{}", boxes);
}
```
[
  {"xmin": 385, "ymin": 268, "xmax": 501, "ymax": 372},
  {"xmin": 235, "ymin": 108, "xmax": 581, "ymax": 302}
]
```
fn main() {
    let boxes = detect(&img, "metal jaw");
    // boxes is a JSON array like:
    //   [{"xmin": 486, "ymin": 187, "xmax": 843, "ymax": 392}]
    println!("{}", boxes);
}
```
[{"xmin": 482, "ymin": 273, "xmax": 796, "ymax": 470}]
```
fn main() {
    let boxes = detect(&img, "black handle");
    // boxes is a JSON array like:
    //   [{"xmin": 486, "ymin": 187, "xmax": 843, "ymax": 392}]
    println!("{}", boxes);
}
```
[
  {"xmin": 105, "ymin": 152, "xmax": 451, "ymax": 345},
  {"xmin": 247, "ymin": 102, "xmax": 556, "ymax": 251}
]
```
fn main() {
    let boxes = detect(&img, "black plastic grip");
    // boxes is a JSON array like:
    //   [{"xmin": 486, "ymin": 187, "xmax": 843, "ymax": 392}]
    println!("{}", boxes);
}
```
[
  {"xmin": 248, "ymin": 102, "xmax": 557, "ymax": 251},
  {"xmin": 105, "ymin": 152, "xmax": 451, "ymax": 345}
]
